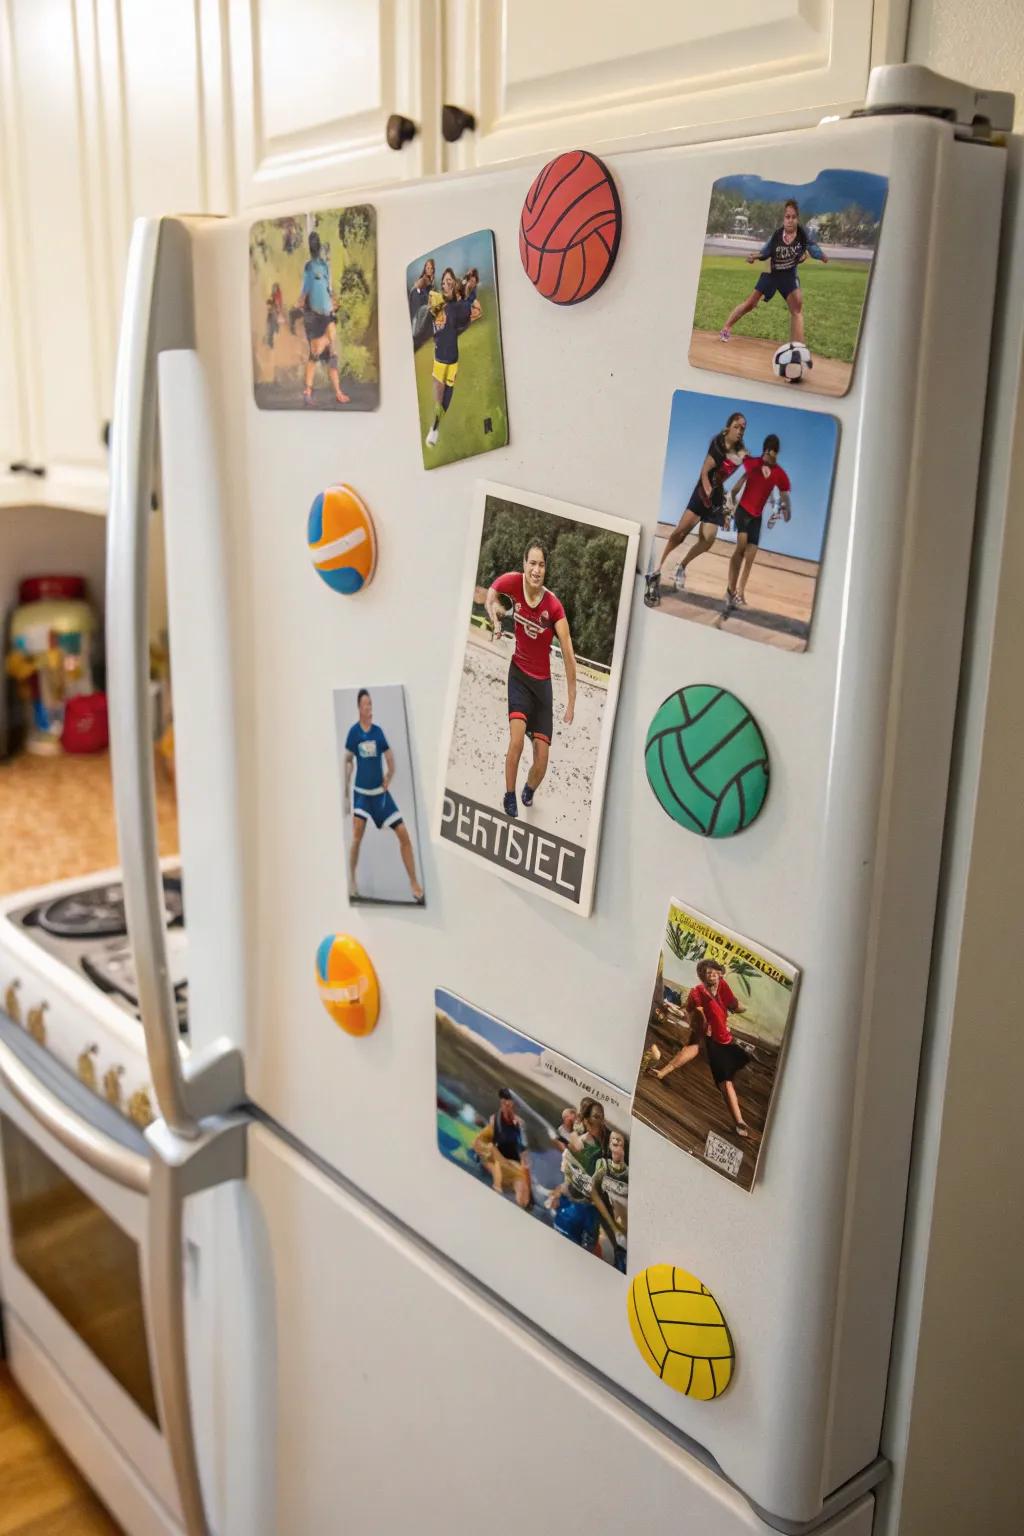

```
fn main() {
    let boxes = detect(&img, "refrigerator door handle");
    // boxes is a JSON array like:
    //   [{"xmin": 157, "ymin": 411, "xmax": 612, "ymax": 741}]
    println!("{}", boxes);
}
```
[
  {"xmin": 146, "ymin": 1115, "xmax": 249, "ymax": 1536},
  {"xmin": 0, "ymin": 1035, "xmax": 149, "ymax": 1194},
  {"xmin": 107, "ymin": 217, "xmax": 244, "ymax": 1139}
]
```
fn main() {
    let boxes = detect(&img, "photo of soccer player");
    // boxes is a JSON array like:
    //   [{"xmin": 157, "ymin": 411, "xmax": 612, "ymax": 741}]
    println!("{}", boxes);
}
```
[
  {"xmin": 631, "ymin": 901, "xmax": 799, "ymax": 1193},
  {"xmin": 249, "ymin": 206, "xmax": 379, "ymax": 410},
  {"xmin": 436, "ymin": 483, "xmax": 639, "ymax": 916},
  {"xmin": 436, "ymin": 989, "xmax": 631, "ymax": 1272},
  {"xmin": 333, "ymin": 685, "xmax": 426, "ymax": 906},
  {"xmin": 405, "ymin": 230, "xmax": 509, "ymax": 469},
  {"xmin": 648, "ymin": 390, "xmax": 838, "ymax": 652},
  {"xmin": 688, "ymin": 167, "xmax": 888, "ymax": 397}
]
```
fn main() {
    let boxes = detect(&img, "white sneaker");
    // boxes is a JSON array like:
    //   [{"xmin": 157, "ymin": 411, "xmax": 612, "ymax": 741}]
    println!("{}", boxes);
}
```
[
  {"xmin": 425, "ymin": 424, "xmax": 439, "ymax": 447},
  {"xmin": 673, "ymin": 565, "xmax": 687, "ymax": 593}
]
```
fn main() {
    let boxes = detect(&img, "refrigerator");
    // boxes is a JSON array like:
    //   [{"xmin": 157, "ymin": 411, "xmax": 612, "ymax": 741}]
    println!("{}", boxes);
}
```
[{"xmin": 105, "ymin": 63, "xmax": 1016, "ymax": 1536}]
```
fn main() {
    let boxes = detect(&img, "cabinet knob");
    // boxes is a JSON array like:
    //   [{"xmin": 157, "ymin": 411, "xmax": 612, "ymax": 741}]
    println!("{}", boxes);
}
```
[
  {"xmin": 442, "ymin": 104, "xmax": 476, "ymax": 143},
  {"xmin": 102, "ymin": 419, "xmax": 111, "ymax": 448},
  {"xmin": 386, "ymin": 114, "xmax": 417, "ymax": 151}
]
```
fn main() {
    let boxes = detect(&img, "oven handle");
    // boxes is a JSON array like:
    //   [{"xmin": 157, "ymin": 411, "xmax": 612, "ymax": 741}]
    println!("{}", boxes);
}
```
[
  {"xmin": 0, "ymin": 1036, "xmax": 149, "ymax": 1194},
  {"xmin": 147, "ymin": 1115, "xmax": 248, "ymax": 1536},
  {"xmin": 107, "ymin": 215, "xmax": 243, "ymax": 1138}
]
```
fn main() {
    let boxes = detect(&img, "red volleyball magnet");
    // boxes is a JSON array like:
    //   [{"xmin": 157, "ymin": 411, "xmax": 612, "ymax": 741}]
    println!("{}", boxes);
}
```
[{"xmin": 519, "ymin": 150, "xmax": 622, "ymax": 305}]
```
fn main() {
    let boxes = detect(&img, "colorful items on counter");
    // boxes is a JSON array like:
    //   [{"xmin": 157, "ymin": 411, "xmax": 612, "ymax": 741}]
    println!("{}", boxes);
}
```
[
  {"xmin": 307, "ymin": 484, "xmax": 377, "ymax": 594},
  {"xmin": 315, "ymin": 934, "xmax": 380, "ymax": 1036},
  {"xmin": 5, "ymin": 576, "xmax": 101, "ymax": 755},
  {"xmin": 627, "ymin": 1263, "xmax": 734, "ymax": 1400}
]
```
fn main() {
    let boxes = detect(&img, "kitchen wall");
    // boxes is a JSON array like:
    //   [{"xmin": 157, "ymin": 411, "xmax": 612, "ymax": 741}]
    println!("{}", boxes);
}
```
[{"xmin": 883, "ymin": 6, "xmax": 1024, "ymax": 1534}]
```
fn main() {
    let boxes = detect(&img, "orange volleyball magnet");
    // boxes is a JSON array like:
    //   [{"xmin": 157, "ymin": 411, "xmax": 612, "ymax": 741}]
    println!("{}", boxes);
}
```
[
  {"xmin": 307, "ymin": 484, "xmax": 377, "ymax": 594},
  {"xmin": 315, "ymin": 934, "xmax": 380, "ymax": 1035},
  {"xmin": 519, "ymin": 150, "xmax": 622, "ymax": 305}
]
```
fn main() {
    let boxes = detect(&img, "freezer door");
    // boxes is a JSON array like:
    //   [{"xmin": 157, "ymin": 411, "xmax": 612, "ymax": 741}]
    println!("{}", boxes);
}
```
[
  {"xmin": 158, "ymin": 109, "xmax": 1004, "ymax": 1523},
  {"xmin": 192, "ymin": 1124, "xmax": 875, "ymax": 1536}
]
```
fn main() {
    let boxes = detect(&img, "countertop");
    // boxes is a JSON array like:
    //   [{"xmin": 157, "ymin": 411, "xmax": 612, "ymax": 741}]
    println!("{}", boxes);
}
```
[{"xmin": 0, "ymin": 751, "xmax": 179, "ymax": 897}]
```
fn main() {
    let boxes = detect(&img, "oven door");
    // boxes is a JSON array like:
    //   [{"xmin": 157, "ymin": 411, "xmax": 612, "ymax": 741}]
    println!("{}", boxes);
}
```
[{"xmin": 0, "ymin": 1016, "xmax": 184, "ymax": 1532}]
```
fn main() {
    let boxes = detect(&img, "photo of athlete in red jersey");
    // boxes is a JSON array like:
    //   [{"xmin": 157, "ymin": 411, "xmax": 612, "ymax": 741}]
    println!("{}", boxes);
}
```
[
  {"xmin": 723, "ymin": 433, "xmax": 792, "ymax": 610},
  {"xmin": 485, "ymin": 542, "xmax": 576, "ymax": 820},
  {"xmin": 437, "ymin": 484, "xmax": 639, "ymax": 916}
]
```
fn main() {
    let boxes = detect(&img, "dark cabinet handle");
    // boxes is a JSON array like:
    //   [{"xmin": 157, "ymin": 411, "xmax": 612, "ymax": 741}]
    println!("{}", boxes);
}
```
[
  {"xmin": 386, "ymin": 114, "xmax": 417, "ymax": 151},
  {"xmin": 28, "ymin": 465, "xmax": 45, "ymax": 478},
  {"xmin": 102, "ymin": 420, "xmax": 111, "ymax": 448},
  {"xmin": 442, "ymin": 104, "xmax": 476, "ymax": 143},
  {"xmin": 7, "ymin": 461, "xmax": 44, "ymax": 477}
]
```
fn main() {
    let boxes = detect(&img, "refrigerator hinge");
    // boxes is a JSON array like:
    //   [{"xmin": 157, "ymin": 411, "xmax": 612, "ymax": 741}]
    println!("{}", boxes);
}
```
[{"xmin": 841, "ymin": 64, "xmax": 1014, "ymax": 144}]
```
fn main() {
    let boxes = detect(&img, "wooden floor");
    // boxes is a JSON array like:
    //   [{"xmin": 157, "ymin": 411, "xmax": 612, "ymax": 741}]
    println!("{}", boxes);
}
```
[{"xmin": 0, "ymin": 1362, "xmax": 122, "ymax": 1534}]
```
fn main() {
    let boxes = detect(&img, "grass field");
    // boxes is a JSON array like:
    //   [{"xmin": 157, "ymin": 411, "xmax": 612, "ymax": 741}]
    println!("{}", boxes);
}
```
[
  {"xmin": 414, "ymin": 290, "xmax": 509, "ymax": 469},
  {"xmin": 692, "ymin": 255, "xmax": 870, "ymax": 362}
]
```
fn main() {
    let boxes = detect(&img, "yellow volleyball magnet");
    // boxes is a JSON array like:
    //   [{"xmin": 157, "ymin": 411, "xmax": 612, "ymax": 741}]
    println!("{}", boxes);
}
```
[
  {"xmin": 628, "ymin": 1264, "xmax": 734, "ymax": 1400},
  {"xmin": 315, "ymin": 934, "xmax": 380, "ymax": 1036}
]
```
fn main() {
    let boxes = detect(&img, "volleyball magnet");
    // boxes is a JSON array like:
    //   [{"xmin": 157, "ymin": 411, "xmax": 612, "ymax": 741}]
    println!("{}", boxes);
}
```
[
  {"xmin": 628, "ymin": 1264, "xmax": 734, "ymax": 1400},
  {"xmin": 315, "ymin": 934, "xmax": 380, "ymax": 1035},
  {"xmin": 307, "ymin": 484, "xmax": 377, "ymax": 594},
  {"xmin": 519, "ymin": 150, "xmax": 622, "ymax": 305},
  {"xmin": 645, "ymin": 685, "xmax": 768, "ymax": 838}
]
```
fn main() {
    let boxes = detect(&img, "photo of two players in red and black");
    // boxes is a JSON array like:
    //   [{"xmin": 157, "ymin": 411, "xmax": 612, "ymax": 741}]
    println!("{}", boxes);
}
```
[
  {"xmin": 435, "ymin": 485, "xmax": 639, "ymax": 916},
  {"xmin": 645, "ymin": 390, "xmax": 839, "ymax": 653}
]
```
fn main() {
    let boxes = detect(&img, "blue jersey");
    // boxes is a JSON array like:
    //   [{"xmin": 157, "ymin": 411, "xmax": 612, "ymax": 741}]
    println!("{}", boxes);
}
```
[
  {"xmin": 345, "ymin": 722, "xmax": 389, "ymax": 792},
  {"xmin": 755, "ymin": 226, "xmax": 824, "ymax": 272},
  {"xmin": 300, "ymin": 256, "xmax": 333, "ymax": 315},
  {"xmin": 433, "ymin": 297, "xmax": 472, "ymax": 365}
]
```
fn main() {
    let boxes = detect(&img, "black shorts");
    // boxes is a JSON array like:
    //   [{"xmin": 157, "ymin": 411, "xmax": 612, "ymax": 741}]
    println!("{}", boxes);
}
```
[
  {"xmin": 755, "ymin": 269, "xmax": 799, "ymax": 303},
  {"xmin": 733, "ymin": 507, "xmax": 763, "ymax": 545},
  {"xmin": 508, "ymin": 662, "xmax": 553, "ymax": 744},
  {"xmin": 705, "ymin": 1036, "xmax": 751, "ymax": 1085},
  {"xmin": 302, "ymin": 311, "xmax": 332, "ymax": 342},
  {"xmin": 686, "ymin": 492, "xmax": 725, "ymax": 526}
]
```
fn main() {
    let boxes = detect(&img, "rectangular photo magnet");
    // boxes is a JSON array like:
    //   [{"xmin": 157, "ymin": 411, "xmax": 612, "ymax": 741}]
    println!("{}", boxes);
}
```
[
  {"xmin": 688, "ymin": 168, "xmax": 888, "ymax": 397},
  {"xmin": 406, "ymin": 230, "xmax": 509, "ymax": 469},
  {"xmin": 645, "ymin": 390, "xmax": 838, "ymax": 652},
  {"xmin": 631, "ymin": 900, "xmax": 799, "ymax": 1192},
  {"xmin": 250, "ymin": 206, "xmax": 379, "ymax": 410},
  {"xmin": 333, "ymin": 685, "xmax": 425, "ymax": 905},
  {"xmin": 436, "ymin": 989, "xmax": 631, "ymax": 1271},
  {"xmin": 435, "ymin": 482, "xmax": 640, "ymax": 916}
]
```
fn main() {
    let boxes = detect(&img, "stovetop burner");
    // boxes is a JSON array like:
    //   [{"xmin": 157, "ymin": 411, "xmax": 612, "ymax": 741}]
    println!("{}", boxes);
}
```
[
  {"xmin": 25, "ymin": 876, "xmax": 185, "ymax": 941},
  {"xmin": 9, "ymin": 872, "xmax": 188, "ymax": 1035}
]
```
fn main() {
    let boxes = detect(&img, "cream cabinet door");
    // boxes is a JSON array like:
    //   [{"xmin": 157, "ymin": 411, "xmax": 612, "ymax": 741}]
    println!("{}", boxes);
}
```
[
  {"xmin": 0, "ymin": 123, "xmax": 30, "ymax": 505},
  {"xmin": 228, "ymin": 0, "xmax": 442, "ymax": 210},
  {"xmin": 91, "ymin": 0, "xmax": 233, "ymax": 412},
  {"xmin": 0, "ymin": 0, "xmax": 110, "ymax": 510},
  {"xmin": 442, "ymin": 0, "xmax": 883, "ymax": 171}
]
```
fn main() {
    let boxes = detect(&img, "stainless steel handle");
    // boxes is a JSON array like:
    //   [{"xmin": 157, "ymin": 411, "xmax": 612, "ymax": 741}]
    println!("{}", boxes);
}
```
[
  {"xmin": 147, "ymin": 1117, "xmax": 248, "ymax": 1536},
  {"xmin": 107, "ymin": 218, "xmax": 243, "ymax": 1137},
  {"xmin": 0, "ymin": 1036, "xmax": 149, "ymax": 1193}
]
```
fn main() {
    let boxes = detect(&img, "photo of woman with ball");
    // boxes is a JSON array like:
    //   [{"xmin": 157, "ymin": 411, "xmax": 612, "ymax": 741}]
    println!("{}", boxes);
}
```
[{"xmin": 632, "ymin": 899, "xmax": 799, "ymax": 1192}]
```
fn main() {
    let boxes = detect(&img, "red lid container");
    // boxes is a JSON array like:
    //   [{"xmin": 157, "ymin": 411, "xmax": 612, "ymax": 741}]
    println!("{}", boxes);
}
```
[{"xmin": 18, "ymin": 575, "xmax": 86, "ymax": 603}]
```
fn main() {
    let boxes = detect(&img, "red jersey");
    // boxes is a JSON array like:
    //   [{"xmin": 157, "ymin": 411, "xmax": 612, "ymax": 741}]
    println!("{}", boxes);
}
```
[
  {"xmin": 688, "ymin": 979, "xmax": 739, "ymax": 1044},
  {"xmin": 491, "ymin": 573, "xmax": 566, "ymax": 680},
  {"xmin": 738, "ymin": 457, "xmax": 791, "ymax": 518}
]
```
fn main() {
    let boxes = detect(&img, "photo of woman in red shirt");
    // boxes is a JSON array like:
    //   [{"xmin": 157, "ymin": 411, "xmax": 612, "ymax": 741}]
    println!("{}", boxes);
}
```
[{"xmin": 652, "ymin": 957, "xmax": 753, "ymax": 1138}]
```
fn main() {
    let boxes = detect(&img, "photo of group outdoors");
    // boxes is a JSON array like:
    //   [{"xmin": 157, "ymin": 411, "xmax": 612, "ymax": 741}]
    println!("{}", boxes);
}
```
[
  {"xmin": 249, "ymin": 206, "xmax": 379, "ymax": 410},
  {"xmin": 645, "ymin": 390, "xmax": 839, "ymax": 651},
  {"xmin": 436, "ymin": 990, "xmax": 631, "ymax": 1271},
  {"xmin": 631, "ymin": 901, "xmax": 799, "ymax": 1191},
  {"xmin": 688, "ymin": 168, "xmax": 888, "ymax": 397},
  {"xmin": 406, "ymin": 230, "xmax": 509, "ymax": 469},
  {"xmin": 333, "ymin": 686, "xmax": 426, "ymax": 906},
  {"xmin": 436, "ymin": 484, "xmax": 639, "ymax": 915}
]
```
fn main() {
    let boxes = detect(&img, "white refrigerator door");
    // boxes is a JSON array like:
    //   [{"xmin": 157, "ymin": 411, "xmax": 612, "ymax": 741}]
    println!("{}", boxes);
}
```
[
  {"xmin": 159, "ymin": 113, "xmax": 1004, "ymax": 1524},
  {"xmin": 190, "ymin": 1122, "xmax": 877, "ymax": 1536}
]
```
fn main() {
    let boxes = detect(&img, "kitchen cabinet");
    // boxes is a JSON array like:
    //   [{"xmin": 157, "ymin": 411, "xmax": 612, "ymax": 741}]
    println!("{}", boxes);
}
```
[
  {"xmin": 228, "ymin": 0, "xmax": 443, "ymax": 209},
  {"xmin": 0, "ymin": 0, "xmax": 230, "ymax": 515}
]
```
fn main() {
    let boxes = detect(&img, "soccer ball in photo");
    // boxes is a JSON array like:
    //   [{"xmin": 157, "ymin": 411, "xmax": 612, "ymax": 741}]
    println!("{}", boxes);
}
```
[{"xmin": 772, "ymin": 342, "xmax": 813, "ymax": 382}]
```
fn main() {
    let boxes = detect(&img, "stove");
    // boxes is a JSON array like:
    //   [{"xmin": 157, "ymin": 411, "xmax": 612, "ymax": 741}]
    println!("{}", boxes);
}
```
[{"xmin": 0, "ymin": 863, "xmax": 185, "ymax": 1126}]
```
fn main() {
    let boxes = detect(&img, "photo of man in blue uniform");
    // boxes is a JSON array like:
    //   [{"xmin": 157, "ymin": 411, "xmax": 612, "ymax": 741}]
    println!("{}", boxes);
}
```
[{"xmin": 344, "ymin": 689, "xmax": 424, "ymax": 903}]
